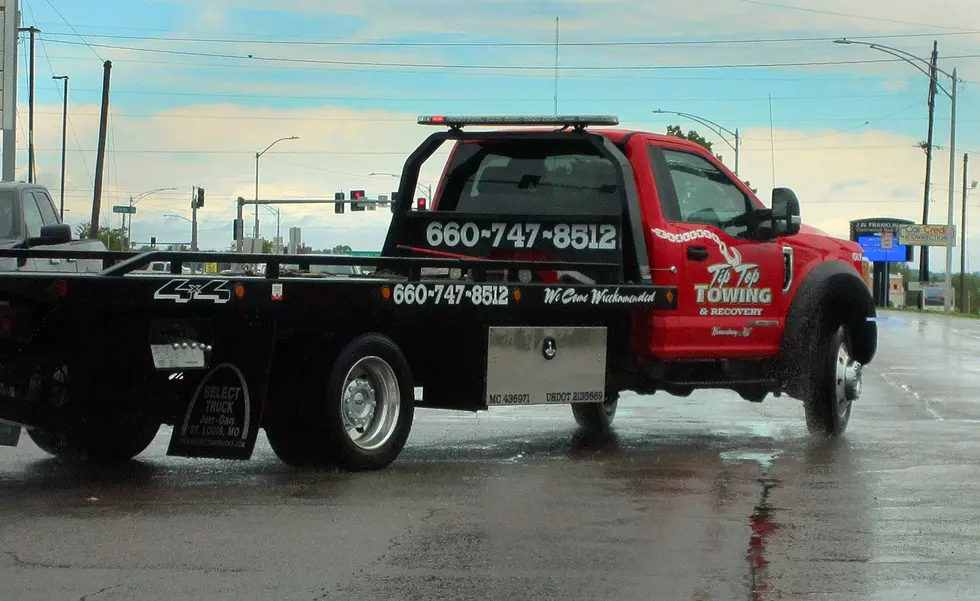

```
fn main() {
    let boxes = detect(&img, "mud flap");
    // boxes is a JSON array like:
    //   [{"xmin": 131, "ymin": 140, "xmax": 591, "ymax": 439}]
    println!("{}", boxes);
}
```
[
  {"xmin": 0, "ymin": 421, "xmax": 20, "ymax": 446},
  {"xmin": 166, "ymin": 320, "xmax": 275, "ymax": 460}
]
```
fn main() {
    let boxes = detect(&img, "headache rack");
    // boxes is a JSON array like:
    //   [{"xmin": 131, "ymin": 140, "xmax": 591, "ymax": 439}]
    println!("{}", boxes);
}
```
[{"xmin": 417, "ymin": 115, "xmax": 620, "ymax": 131}]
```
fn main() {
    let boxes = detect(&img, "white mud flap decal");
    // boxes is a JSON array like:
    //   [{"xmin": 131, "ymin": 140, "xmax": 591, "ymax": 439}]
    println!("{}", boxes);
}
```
[
  {"xmin": 167, "ymin": 363, "xmax": 261, "ymax": 460},
  {"xmin": 0, "ymin": 421, "xmax": 20, "ymax": 447}
]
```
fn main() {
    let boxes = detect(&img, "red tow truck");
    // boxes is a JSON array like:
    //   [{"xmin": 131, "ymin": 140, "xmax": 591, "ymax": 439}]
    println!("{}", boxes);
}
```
[{"xmin": 0, "ymin": 115, "xmax": 875, "ymax": 471}]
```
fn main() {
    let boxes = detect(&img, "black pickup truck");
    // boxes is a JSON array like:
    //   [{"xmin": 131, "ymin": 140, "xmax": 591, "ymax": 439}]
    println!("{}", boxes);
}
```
[{"xmin": 0, "ymin": 116, "xmax": 677, "ymax": 471}]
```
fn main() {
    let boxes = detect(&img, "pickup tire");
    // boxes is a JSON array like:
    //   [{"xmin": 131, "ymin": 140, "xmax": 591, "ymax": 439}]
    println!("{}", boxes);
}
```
[
  {"xmin": 571, "ymin": 391, "xmax": 619, "ymax": 432},
  {"xmin": 803, "ymin": 323, "xmax": 859, "ymax": 437}
]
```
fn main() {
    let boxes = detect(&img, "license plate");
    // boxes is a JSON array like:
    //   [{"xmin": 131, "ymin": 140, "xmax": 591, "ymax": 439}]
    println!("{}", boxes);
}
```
[{"xmin": 150, "ymin": 344, "xmax": 206, "ymax": 370}]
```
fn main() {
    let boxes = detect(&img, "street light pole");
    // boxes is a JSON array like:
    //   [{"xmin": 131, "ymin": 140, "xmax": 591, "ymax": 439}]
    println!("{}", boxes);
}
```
[
  {"xmin": 944, "ymin": 68, "xmax": 957, "ymax": 302},
  {"xmin": 52, "ymin": 75, "xmax": 68, "ymax": 220},
  {"xmin": 651, "ymin": 110, "xmax": 740, "ymax": 176},
  {"xmin": 254, "ymin": 136, "xmax": 298, "ymax": 247},
  {"xmin": 834, "ymin": 39, "xmax": 959, "ymax": 288},
  {"xmin": 368, "ymin": 172, "xmax": 434, "ymax": 201},
  {"xmin": 127, "ymin": 187, "xmax": 178, "ymax": 249}
]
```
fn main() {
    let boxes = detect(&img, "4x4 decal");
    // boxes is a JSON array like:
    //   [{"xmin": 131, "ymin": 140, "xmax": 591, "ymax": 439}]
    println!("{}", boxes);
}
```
[{"xmin": 154, "ymin": 279, "xmax": 233, "ymax": 304}]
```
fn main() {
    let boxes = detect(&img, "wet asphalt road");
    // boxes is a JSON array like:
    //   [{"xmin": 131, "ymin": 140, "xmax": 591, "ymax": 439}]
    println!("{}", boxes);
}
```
[{"xmin": 3, "ymin": 310, "xmax": 980, "ymax": 600}]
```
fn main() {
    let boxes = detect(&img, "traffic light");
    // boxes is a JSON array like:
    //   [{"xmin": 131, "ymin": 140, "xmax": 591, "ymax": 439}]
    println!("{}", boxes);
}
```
[
  {"xmin": 150, "ymin": 236, "xmax": 157, "ymax": 248},
  {"xmin": 195, "ymin": 187, "xmax": 205, "ymax": 208},
  {"xmin": 417, "ymin": 197, "xmax": 427, "ymax": 211},
  {"xmin": 334, "ymin": 192, "xmax": 345, "ymax": 214},
  {"xmin": 350, "ymin": 189, "xmax": 366, "ymax": 211},
  {"xmin": 232, "ymin": 218, "xmax": 243, "ymax": 240}
]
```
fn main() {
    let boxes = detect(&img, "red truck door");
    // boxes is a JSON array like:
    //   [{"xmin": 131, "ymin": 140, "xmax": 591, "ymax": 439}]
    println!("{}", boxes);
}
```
[{"xmin": 645, "ymin": 143, "xmax": 787, "ymax": 359}]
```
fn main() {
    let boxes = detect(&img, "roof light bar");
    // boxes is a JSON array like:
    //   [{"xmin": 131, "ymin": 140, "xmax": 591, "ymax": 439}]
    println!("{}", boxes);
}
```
[{"xmin": 417, "ymin": 115, "xmax": 619, "ymax": 128}]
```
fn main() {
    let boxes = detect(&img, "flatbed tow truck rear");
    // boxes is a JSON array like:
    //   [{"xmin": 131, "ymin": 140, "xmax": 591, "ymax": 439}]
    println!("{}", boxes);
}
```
[{"xmin": 0, "ymin": 115, "xmax": 875, "ymax": 471}]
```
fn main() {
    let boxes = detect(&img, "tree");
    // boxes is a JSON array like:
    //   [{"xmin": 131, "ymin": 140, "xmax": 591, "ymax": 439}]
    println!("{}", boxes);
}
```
[
  {"xmin": 665, "ymin": 125, "xmax": 755, "ymax": 193},
  {"xmin": 331, "ymin": 244, "xmax": 352, "ymax": 254},
  {"xmin": 261, "ymin": 239, "xmax": 273, "ymax": 254},
  {"xmin": 666, "ymin": 125, "xmax": 722, "ymax": 161},
  {"xmin": 74, "ymin": 222, "xmax": 128, "ymax": 251}
]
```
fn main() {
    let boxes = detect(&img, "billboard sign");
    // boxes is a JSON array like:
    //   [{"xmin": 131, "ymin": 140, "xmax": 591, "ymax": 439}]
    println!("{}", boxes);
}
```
[
  {"xmin": 849, "ymin": 217, "xmax": 914, "ymax": 263},
  {"xmin": 857, "ymin": 235, "xmax": 908, "ymax": 263},
  {"xmin": 896, "ymin": 223, "xmax": 956, "ymax": 247}
]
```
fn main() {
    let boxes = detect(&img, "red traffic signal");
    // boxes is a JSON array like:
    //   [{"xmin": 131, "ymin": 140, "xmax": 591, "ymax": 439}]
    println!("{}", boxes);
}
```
[
  {"xmin": 350, "ymin": 189, "xmax": 366, "ymax": 212},
  {"xmin": 417, "ymin": 197, "xmax": 427, "ymax": 211}
]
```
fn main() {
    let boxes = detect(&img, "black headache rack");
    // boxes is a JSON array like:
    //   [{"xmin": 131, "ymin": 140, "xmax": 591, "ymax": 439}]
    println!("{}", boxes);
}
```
[
  {"xmin": 0, "ymin": 248, "xmax": 678, "ymax": 312},
  {"xmin": 384, "ymin": 115, "xmax": 652, "ymax": 285}
]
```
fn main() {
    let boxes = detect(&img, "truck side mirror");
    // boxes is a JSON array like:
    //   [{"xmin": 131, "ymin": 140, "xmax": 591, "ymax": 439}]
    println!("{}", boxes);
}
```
[
  {"xmin": 32, "ymin": 223, "xmax": 72, "ymax": 246},
  {"xmin": 771, "ymin": 188, "xmax": 801, "ymax": 236}
]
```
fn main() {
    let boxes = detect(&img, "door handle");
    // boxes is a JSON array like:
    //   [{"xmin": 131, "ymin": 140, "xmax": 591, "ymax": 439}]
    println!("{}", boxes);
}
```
[{"xmin": 687, "ymin": 246, "xmax": 710, "ymax": 261}]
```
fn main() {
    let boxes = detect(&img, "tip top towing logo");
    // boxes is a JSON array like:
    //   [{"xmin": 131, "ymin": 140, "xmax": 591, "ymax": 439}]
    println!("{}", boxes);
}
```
[{"xmin": 651, "ymin": 228, "xmax": 773, "ymax": 317}]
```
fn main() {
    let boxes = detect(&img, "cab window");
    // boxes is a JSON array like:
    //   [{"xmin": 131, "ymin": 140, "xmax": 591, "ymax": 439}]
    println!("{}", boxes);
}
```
[
  {"xmin": 655, "ymin": 148, "xmax": 752, "ymax": 237},
  {"xmin": 32, "ymin": 191, "xmax": 59, "ymax": 225},
  {"xmin": 22, "ymin": 194, "xmax": 44, "ymax": 237}
]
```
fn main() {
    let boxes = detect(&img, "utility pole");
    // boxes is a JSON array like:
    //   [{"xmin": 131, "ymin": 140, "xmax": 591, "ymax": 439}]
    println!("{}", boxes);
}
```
[
  {"xmin": 2, "ymin": 0, "xmax": 20, "ymax": 182},
  {"xmin": 89, "ymin": 60, "xmax": 111, "ymax": 240},
  {"xmin": 920, "ymin": 41, "xmax": 939, "ymax": 283},
  {"xmin": 17, "ymin": 26, "xmax": 38, "ymax": 183},
  {"xmin": 960, "ymin": 153, "xmax": 968, "ymax": 312},
  {"xmin": 52, "ymin": 75, "xmax": 68, "ymax": 219},
  {"xmin": 190, "ymin": 186, "xmax": 199, "ymax": 252}
]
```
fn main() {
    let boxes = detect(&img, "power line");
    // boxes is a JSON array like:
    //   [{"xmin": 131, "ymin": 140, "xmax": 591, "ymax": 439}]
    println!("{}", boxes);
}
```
[
  {"xmin": 37, "ymin": 52, "xmax": 939, "ymax": 81},
  {"xmin": 730, "ymin": 0, "xmax": 976, "ymax": 31},
  {"xmin": 41, "ymin": 0, "xmax": 103, "ymax": 61},
  {"xmin": 52, "ymin": 87, "xmax": 935, "ymax": 102},
  {"xmin": 37, "ymin": 29, "xmax": 980, "ymax": 47},
  {"xmin": 44, "ymin": 39, "xmax": 980, "ymax": 71}
]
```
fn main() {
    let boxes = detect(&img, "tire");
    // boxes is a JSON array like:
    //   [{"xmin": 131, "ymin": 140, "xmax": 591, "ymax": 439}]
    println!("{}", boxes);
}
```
[
  {"xmin": 25, "ymin": 361, "xmax": 161, "ymax": 462},
  {"xmin": 803, "ymin": 324, "xmax": 861, "ymax": 437},
  {"xmin": 571, "ymin": 391, "xmax": 619, "ymax": 432},
  {"xmin": 264, "ymin": 420, "xmax": 328, "ymax": 468},
  {"xmin": 319, "ymin": 334, "xmax": 415, "ymax": 471}
]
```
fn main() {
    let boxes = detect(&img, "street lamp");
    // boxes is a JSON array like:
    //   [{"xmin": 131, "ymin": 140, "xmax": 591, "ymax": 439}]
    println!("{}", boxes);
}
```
[
  {"xmin": 835, "ymin": 39, "xmax": 959, "ymax": 299},
  {"xmin": 652, "ymin": 110, "xmax": 740, "ymax": 175},
  {"xmin": 262, "ymin": 204, "xmax": 282, "ymax": 251},
  {"xmin": 52, "ymin": 75, "xmax": 68, "ymax": 220},
  {"xmin": 254, "ymin": 136, "xmax": 298, "ymax": 241},
  {"xmin": 368, "ymin": 171, "xmax": 433, "ymax": 202},
  {"xmin": 127, "ymin": 187, "xmax": 178, "ymax": 249}
]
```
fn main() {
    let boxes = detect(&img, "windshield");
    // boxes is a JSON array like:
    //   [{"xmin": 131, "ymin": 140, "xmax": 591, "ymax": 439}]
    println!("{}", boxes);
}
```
[
  {"xmin": 435, "ymin": 138, "xmax": 622, "ymax": 216},
  {"xmin": 0, "ymin": 191, "xmax": 19, "ymax": 240}
]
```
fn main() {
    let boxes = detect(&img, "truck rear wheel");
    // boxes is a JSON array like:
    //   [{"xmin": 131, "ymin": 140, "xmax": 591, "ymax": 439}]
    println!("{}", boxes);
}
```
[
  {"xmin": 25, "ymin": 362, "xmax": 161, "ymax": 462},
  {"xmin": 803, "ymin": 324, "xmax": 862, "ymax": 437},
  {"xmin": 321, "ymin": 334, "xmax": 415, "ymax": 471},
  {"xmin": 571, "ymin": 391, "xmax": 618, "ymax": 432}
]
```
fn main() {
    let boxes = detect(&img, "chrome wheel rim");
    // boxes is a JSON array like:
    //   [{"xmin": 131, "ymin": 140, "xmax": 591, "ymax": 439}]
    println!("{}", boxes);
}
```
[
  {"xmin": 834, "ymin": 338, "xmax": 861, "ymax": 418},
  {"xmin": 340, "ymin": 356, "xmax": 400, "ymax": 450}
]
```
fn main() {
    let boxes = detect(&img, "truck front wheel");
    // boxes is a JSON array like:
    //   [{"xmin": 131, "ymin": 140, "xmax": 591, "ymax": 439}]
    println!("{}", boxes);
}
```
[
  {"xmin": 803, "ymin": 324, "xmax": 863, "ymax": 436},
  {"xmin": 570, "ymin": 391, "xmax": 619, "ymax": 432}
]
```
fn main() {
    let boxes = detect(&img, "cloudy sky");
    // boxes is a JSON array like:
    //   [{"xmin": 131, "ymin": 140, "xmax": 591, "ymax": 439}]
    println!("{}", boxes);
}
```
[{"xmin": 6, "ymin": 0, "xmax": 980, "ymax": 269}]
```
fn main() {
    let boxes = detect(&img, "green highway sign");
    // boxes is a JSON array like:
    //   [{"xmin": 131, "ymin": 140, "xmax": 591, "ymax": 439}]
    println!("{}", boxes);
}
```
[{"xmin": 112, "ymin": 205, "xmax": 137, "ymax": 214}]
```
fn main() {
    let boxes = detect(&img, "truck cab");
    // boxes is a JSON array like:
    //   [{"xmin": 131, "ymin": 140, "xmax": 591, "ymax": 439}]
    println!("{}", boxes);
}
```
[{"xmin": 385, "ymin": 115, "xmax": 877, "ymax": 436}]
